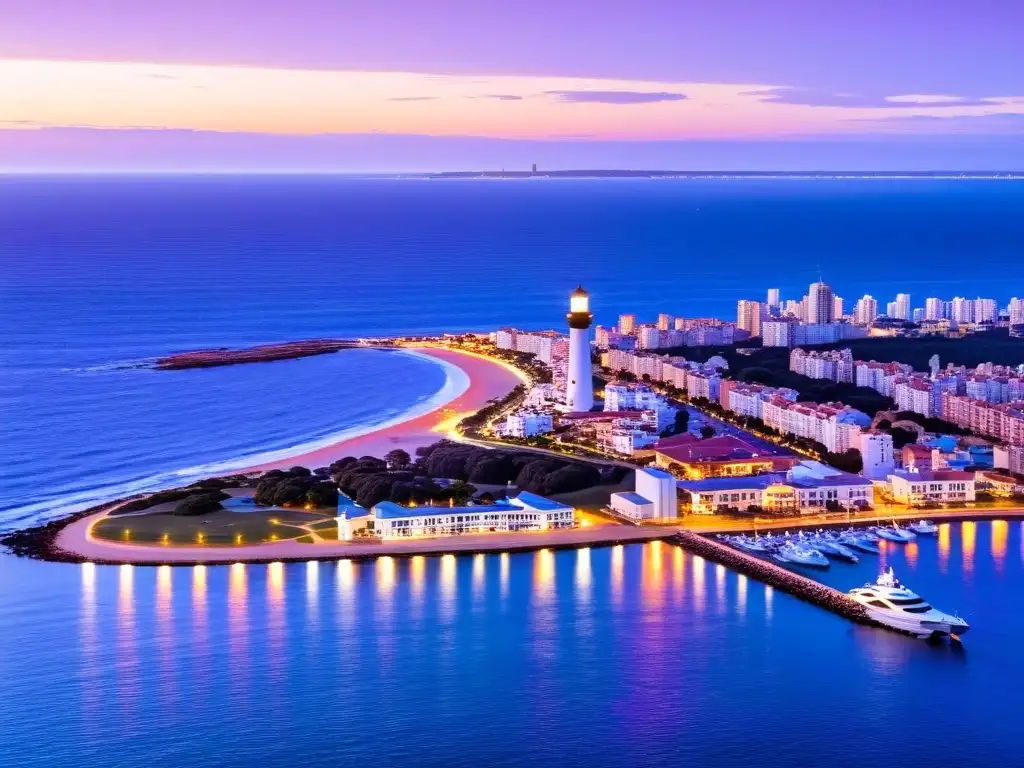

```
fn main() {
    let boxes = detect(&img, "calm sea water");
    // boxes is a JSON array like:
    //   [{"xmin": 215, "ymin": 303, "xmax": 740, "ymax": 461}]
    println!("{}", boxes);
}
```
[
  {"xmin": 0, "ymin": 523, "xmax": 1021, "ymax": 767},
  {"xmin": 3, "ymin": 176, "xmax": 1023, "ymax": 528}
]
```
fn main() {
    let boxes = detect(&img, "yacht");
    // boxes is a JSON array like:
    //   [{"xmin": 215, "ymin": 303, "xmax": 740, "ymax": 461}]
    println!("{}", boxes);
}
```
[
  {"xmin": 838, "ymin": 533, "xmax": 880, "ymax": 554},
  {"xmin": 875, "ymin": 523, "xmax": 917, "ymax": 542},
  {"xmin": 908, "ymin": 519, "xmax": 938, "ymax": 535},
  {"xmin": 810, "ymin": 537, "xmax": 859, "ymax": 563},
  {"xmin": 732, "ymin": 535, "xmax": 772, "ymax": 554},
  {"xmin": 773, "ymin": 543, "xmax": 829, "ymax": 568},
  {"xmin": 848, "ymin": 568, "xmax": 969, "ymax": 640}
]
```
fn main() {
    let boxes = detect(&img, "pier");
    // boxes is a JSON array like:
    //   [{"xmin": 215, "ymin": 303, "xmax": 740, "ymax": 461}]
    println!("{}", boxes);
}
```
[{"xmin": 672, "ymin": 530, "xmax": 882, "ymax": 629}]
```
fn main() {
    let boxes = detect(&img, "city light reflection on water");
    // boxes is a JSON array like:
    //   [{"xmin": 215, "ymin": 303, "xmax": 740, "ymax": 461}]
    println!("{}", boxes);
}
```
[{"xmin": 7, "ymin": 522, "xmax": 1021, "ymax": 767}]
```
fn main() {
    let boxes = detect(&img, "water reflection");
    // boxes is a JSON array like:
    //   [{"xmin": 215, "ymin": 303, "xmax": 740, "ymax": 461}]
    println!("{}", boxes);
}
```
[
  {"xmin": 439, "ymin": 554, "xmax": 457, "ymax": 622},
  {"xmin": 673, "ymin": 546, "xmax": 685, "ymax": 603},
  {"xmin": 905, "ymin": 541, "xmax": 919, "ymax": 569},
  {"xmin": 267, "ymin": 563, "xmax": 286, "ymax": 695},
  {"xmin": 575, "ymin": 547, "xmax": 592, "ymax": 601},
  {"xmin": 533, "ymin": 549, "xmax": 555, "ymax": 605},
  {"xmin": 737, "ymin": 574, "xmax": 748, "ymax": 618},
  {"xmin": 692, "ymin": 555, "xmax": 706, "ymax": 613},
  {"xmin": 410, "ymin": 556, "xmax": 426, "ymax": 615},
  {"xmin": 472, "ymin": 554, "xmax": 485, "ymax": 605},
  {"xmin": 715, "ymin": 563, "xmax": 726, "ymax": 613},
  {"xmin": 79, "ymin": 563, "xmax": 99, "ymax": 730},
  {"xmin": 611, "ymin": 545, "xmax": 623, "ymax": 605},
  {"xmin": 642, "ymin": 541, "xmax": 665, "ymax": 608},
  {"xmin": 962, "ymin": 521, "xmax": 976, "ymax": 575},
  {"xmin": 500, "ymin": 553, "xmax": 510, "ymax": 600},
  {"xmin": 991, "ymin": 520, "xmax": 1008, "ymax": 572},
  {"xmin": 938, "ymin": 523, "xmax": 951, "ymax": 574},
  {"xmin": 306, "ymin": 560, "xmax": 320, "ymax": 621},
  {"xmin": 117, "ymin": 565, "xmax": 137, "ymax": 724},
  {"xmin": 764, "ymin": 585, "xmax": 773, "ymax": 623},
  {"xmin": 228, "ymin": 563, "xmax": 249, "ymax": 700}
]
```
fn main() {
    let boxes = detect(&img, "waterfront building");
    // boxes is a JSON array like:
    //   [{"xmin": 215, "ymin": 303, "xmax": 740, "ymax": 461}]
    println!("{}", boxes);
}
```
[
  {"xmin": 500, "ymin": 410, "xmax": 554, "ymax": 438},
  {"xmin": 858, "ymin": 430, "xmax": 895, "ymax": 480},
  {"xmin": 618, "ymin": 313, "xmax": 636, "ymax": 335},
  {"xmin": 336, "ymin": 494, "xmax": 372, "ymax": 541},
  {"xmin": 737, "ymin": 299, "xmax": 762, "ymax": 337},
  {"xmin": 653, "ymin": 434, "xmax": 798, "ymax": 478},
  {"xmin": 806, "ymin": 281, "xmax": 834, "ymax": 325},
  {"xmin": 853, "ymin": 294, "xmax": 878, "ymax": 326},
  {"xmin": 636, "ymin": 466, "xmax": 678, "ymax": 519},
  {"xmin": 887, "ymin": 469, "xmax": 976, "ymax": 505},
  {"xmin": 902, "ymin": 444, "xmax": 937, "ymax": 472},
  {"xmin": 370, "ymin": 492, "xmax": 576, "ymax": 539},
  {"xmin": 566, "ymin": 286, "xmax": 594, "ymax": 412},
  {"xmin": 976, "ymin": 471, "xmax": 1024, "ymax": 497},
  {"xmin": 609, "ymin": 491, "xmax": 655, "ymax": 520},
  {"xmin": 677, "ymin": 461, "xmax": 873, "ymax": 514}
]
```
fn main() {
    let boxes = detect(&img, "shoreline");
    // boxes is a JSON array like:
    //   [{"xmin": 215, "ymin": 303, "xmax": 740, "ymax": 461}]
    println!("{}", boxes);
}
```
[{"xmin": 245, "ymin": 346, "xmax": 527, "ymax": 472}]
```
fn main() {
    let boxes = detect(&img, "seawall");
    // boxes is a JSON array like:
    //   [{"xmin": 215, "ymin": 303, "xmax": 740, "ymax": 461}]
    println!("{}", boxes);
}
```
[{"xmin": 672, "ymin": 530, "xmax": 881, "ymax": 628}]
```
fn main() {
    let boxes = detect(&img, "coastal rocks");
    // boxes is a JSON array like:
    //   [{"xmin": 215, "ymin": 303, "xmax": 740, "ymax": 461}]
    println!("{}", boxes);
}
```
[
  {"xmin": 154, "ymin": 339, "xmax": 368, "ymax": 370},
  {"xmin": 673, "ymin": 530, "xmax": 877, "ymax": 628}
]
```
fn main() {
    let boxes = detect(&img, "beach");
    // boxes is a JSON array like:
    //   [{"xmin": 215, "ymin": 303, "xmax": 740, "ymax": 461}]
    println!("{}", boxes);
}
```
[{"xmin": 249, "ymin": 346, "xmax": 526, "ymax": 472}]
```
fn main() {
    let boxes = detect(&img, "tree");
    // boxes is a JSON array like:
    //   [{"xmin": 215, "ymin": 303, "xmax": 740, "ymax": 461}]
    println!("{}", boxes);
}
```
[
  {"xmin": 699, "ymin": 425, "xmax": 716, "ymax": 440},
  {"xmin": 385, "ymin": 448, "xmax": 411, "ymax": 469},
  {"xmin": 889, "ymin": 427, "xmax": 918, "ymax": 449},
  {"xmin": 173, "ymin": 491, "xmax": 228, "ymax": 516},
  {"xmin": 674, "ymin": 409, "xmax": 690, "ymax": 434}
]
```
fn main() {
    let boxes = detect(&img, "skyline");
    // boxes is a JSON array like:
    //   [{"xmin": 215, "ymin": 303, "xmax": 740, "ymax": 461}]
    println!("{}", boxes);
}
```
[{"xmin": 3, "ymin": 1, "xmax": 1023, "ymax": 171}]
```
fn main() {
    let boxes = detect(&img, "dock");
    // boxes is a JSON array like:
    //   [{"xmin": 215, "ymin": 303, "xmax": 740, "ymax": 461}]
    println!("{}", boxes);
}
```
[{"xmin": 672, "ymin": 530, "xmax": 882, "ymax": 629}]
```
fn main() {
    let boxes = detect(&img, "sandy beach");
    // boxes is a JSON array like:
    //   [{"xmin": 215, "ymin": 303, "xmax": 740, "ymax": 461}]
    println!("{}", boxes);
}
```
[{"xmin": 250, "ymin": 346, "xmax": 526, "ymax": 472}]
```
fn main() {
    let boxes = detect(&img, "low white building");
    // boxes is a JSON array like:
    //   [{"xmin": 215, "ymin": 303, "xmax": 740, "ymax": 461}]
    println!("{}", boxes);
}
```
[
  {"xmin": 370, "ymin": 491, "xmax": 575, "ymax": 539},
  {"xmin": 888, "ymin": 469, "xmax": 976, "ymax": 505},
  {"xmin": 858, "ymin": 430, "xmax": 895, "ymax": 480},
  {"xmin": 609, "ymin": 491, "xmax": 656, "ymax": 520}
]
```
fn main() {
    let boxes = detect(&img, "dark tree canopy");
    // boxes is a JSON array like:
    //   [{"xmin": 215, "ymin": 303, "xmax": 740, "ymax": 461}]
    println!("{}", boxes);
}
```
[{"xmin": 173, "ymin": 491, "xmax": 229, "ymax": 517}]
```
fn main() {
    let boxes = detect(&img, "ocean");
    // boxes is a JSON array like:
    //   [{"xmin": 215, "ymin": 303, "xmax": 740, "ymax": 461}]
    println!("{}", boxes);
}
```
[
  {"xmin": 3, "ymin": 176, "xmax": 1023, "ymax": 528},
  {"xmin": 2, "ymin": 177, "xmax": 1024, "ymax": 766},
  {"xmin": 0, "ymin": 523, "xmax": 1021, "ymax": 767}
]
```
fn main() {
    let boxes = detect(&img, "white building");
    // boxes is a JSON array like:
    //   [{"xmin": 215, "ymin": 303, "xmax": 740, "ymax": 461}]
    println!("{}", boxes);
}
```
[
  {"xmin": 762, "ymin": 319, "xmax": 795, "ymax": 347},
  {"xmin": 566, "ymin": 286, "xmax": 594, "ymax": 412},
  {"xmin": 636, "ymin": 466, "xmax": 678, "ymax": 519},
  {"xmin": 500, "ymin": 411, "xmax": 554, "ymax": 438},
  {"xmin": 637, "ymin": 324, "xmax": 661, "ymax": 350},
  {"xmin": 888, "ymin": 469, "xmax": 976, "ymax": 505},
  {"xmin": 603, "ymin": 383, "xmax": 669, "ymax": 413},
  {"xmin": 370, "ymin": 492, "xmax": 575, "ymax": 539},
  {"xmin": 858, "ymin": 431, "xmax": 895, "ymax": 480},
  {"xmin": 854, "ymin": 295, "xmax": 878, "ymax": 326},
  {"xmin": 618, "ymin": 313, "xmax": 636, "ymax": 335},
  {"xmin": 806, "ymin": 281, "xmax": 835, "ymax": 325},
  {"xmin": 894, "ymin": 293, "xmax": 911, "ymax": 321},
  {"xmin": 610, "ymin": 491, "xmax": 655, "ymax": 520}
]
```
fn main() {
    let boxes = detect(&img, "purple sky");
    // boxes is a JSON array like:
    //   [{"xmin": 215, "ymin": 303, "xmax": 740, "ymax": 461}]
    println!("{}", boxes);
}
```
[{"xmin": 3, "ymin": 0, "xmax": 1023, "ymax": 171}]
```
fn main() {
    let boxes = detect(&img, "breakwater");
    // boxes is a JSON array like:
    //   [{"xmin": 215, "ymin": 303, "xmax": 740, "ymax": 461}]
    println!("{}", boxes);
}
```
[
  {"xmin": 672, "ymin": 530, "xmax": 881, "ymax": 629},
  {"xmin": 154, "ymin": 339, "xmax": 372, "ymax": 369}
]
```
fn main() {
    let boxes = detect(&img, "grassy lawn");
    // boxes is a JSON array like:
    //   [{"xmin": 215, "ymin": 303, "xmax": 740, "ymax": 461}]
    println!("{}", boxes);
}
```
[{"xmin": 93, "ymin": 508, "xmax": 330, "ymax": 546}]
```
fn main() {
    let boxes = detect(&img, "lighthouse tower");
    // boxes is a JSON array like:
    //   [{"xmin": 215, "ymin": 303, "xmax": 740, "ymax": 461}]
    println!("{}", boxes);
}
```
[{"xmin": 565, "ymin": 285, "xmax": 594, "ymax": 412}]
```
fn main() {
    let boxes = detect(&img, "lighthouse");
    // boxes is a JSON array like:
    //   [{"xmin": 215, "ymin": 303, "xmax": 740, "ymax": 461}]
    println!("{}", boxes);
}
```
[{"xmin": 565, "ymin": 285, "xmax": 594, "ymax": 412}]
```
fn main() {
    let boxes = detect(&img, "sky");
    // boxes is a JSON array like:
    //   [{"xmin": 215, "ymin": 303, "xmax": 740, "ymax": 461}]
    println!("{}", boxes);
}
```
[{"xmin": 2, "ymin": 0, "xmax": 1023, "ymax": 171}]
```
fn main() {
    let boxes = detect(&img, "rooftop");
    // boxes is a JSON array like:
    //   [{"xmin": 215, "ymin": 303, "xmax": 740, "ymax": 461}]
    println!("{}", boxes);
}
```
[
  {"xmin": 512, "ymin": 491, "xmax": 574, "ymax": 511},
  {"xmin": 613, "ymin": 491, "xmax": 653, "ymax": 505},
  {"xmin": 890, "ymin": 469, "xmax": 974, "ymax": 482},
  {"xmin": 372, "ymin": 501, "xmax": 519, "ymax": 520},
  {"xmin": 638, "ymin": 467, "xmax": 675, "ymax": 480},
  {"xmin": 654, "ymin": 435, "xmax": 771, "ymax": 464}
]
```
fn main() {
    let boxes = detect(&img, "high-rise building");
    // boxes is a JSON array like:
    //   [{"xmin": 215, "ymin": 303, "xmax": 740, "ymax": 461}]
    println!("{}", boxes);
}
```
[
  {"xmin": 1010, "ymin": 297, "xmax": 1024, "ymax": 326},
  {"xmin": 833, "ymin": 296, "xmax": 844, "ymax": 319},
  {"xmin": 737, "ymin": 300, "xmax": 762, "ymax": 337},
  {"xmin": 886, "ymin": 301, "xmax": 898, "ymax": 318},
  {"xmin": 657, "ymin": 313, "xmax": 673, "ymax": 331},
  {"xmin": 925, "ymin": 297, "xmax": 942, "ymax": 321},
  {"xmin": 806, "ymin": 282, "xmax": 834, "ymax": 325},
  {"xmin": 951, "ymin": 297, "xmax": 973, "ymax": 324},
  {"xmin": 974, "ymin": 298, "xmax": 997, "ymax": 324},
  {"xmin": 894, "ymin": 293, "xmax": 911, "ymax": 321},
  {"xmin": 618, "ymin": 313, "xmax": 636, "ymax": 335},
  {"xmin": 853, "ymin": 295, "xmax": 877, "ymax": 326},
  {"xmin": 566, "ymin": 286, "xmax": 594, "ymax": 412},
  {"xmin": 767, "ymin": 288, "xmax": 780, "ymax": 309},
  {"xmin": 673, "ymin": 317, "xmax": 685, "ymax": 331},
  {"xmin": 913, "ymin": 308, "xmax": 925, "ymax": 322}
]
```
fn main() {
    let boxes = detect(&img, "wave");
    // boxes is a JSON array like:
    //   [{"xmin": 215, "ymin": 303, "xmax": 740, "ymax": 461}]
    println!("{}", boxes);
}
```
[{"xmin": 0, "ymin": 349, "xmax": 470, "ymax": 532}]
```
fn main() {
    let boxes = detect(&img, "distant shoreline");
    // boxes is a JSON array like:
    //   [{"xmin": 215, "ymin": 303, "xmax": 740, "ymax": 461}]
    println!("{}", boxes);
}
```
[{"xmin": 423, "ymin": 170, "xmax": 1024, "ymax": 180}]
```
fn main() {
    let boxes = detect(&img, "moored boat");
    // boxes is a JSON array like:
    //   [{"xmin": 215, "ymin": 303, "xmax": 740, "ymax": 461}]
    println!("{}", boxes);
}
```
[
  {"xmin": 908, "ymin": 519, "xmax": 938, "ymax": 535},
  {"xmin": 876, "ymin": 523, "xmax": 916, "ymax": 542},
  {"xmin": 848, "ymin": 568, "xmax": 969, "ymax": 640}
]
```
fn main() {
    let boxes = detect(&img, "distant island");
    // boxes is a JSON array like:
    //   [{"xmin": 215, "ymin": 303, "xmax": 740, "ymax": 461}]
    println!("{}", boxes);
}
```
[{"xmin": 423, "ymin": 170, "xmax": 1024, "ymax": 180}]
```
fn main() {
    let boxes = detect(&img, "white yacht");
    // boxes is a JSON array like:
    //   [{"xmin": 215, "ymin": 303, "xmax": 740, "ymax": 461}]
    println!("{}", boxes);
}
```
[
  {"xmin": 773, "ymin": 543, "xmax": 829, "ymax": 568},
  {"xmin": 875, "ymin": 523, "xmax": 917, "ymax": 542},
  {"xmin": 848, "ymin": 568, "xmax": 969, "ymax": 640},
  {"xmin": 908, "ymin": 519, "xmax": 938, "ymax": 535}
]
